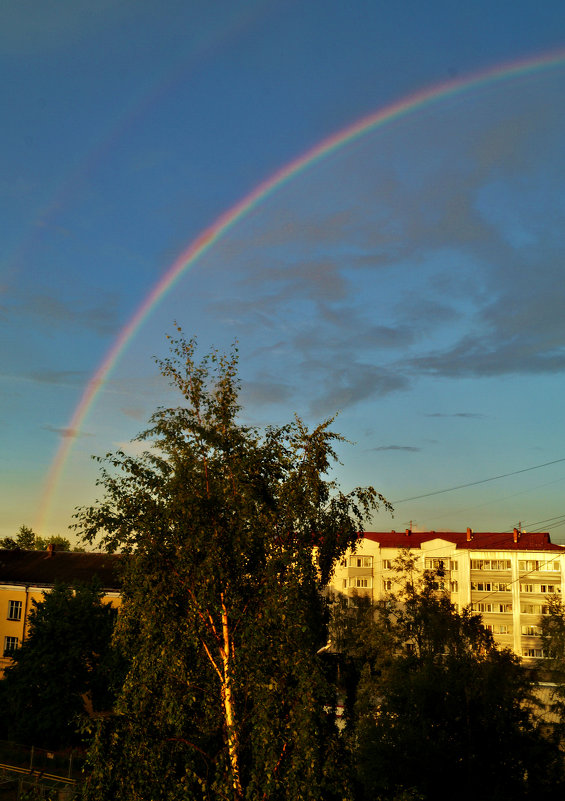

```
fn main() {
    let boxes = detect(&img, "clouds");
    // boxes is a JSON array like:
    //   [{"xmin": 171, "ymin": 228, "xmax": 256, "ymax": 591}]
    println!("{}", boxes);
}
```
[
  {"xmin": 190, "ymin": 68, "xmax": 565, "ymax": 418},
  {"xmin": 5, "ymin": 290, "xmax": 121, "ymax": 337},
  {"xmin": 29, "ymin": 370, "xmax": 86, "ymax": 386},
  {"xmin": 426, "ymin": 412, "xmax": 487, "ymax": 419},
  {"xmin": 42, "ymin": 424, "xmax": 93, "ymax": 439},
  {"xmin": 370, "ymin": 444, "xmax": 421, "ymax": 452}
]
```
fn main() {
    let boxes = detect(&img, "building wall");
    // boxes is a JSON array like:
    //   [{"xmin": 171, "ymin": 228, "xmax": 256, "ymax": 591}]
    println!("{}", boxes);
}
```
[
  {"xmin": 329, "ymin": 535, "xmax": 564, "ymax": 659},
  {"xmin": 0, "ymin": 584, "xmax": 121, "ymax": 677}
]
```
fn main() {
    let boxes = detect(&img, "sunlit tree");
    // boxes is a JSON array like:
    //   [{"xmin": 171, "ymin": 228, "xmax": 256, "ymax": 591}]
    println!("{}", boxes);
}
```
[{"xmin": 77, "ymin": 331, "xmax": 389, "ymax": 801}]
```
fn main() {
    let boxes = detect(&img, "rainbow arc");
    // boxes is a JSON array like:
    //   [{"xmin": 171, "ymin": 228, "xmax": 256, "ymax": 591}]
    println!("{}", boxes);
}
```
[{"xmin": 37, "ymin": 48, "xmax": 565, "ymax": 533}]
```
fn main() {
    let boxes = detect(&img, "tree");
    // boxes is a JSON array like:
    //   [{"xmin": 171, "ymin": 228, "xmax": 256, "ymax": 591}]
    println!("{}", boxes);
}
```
[
  {"xmin": 0, "ymin": 524, "xmax": 37, "ymax": 549},
  {"xmin": 0, "ymin": 525, "xmax": 78, "ymax": 551},
  {"xmin": 76, "ymin": 332, "xmax": 389, "ymax": 801},
  {"xmin": 351, "ymin": 563, "xmax": 565, "ymax": 801},
  {"xmin": 0, "ymin": 582, "xmax": 118, "ymax": 749},
  {"xmin": 540, "ymin": 595, "xmax": 565, "ymax": 735}
]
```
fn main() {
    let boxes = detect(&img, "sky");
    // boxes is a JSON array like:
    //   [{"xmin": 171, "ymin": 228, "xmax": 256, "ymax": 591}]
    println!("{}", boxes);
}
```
[{"xmin": 2, "ymin": 0, "xmax": 565, "ymax": 544}]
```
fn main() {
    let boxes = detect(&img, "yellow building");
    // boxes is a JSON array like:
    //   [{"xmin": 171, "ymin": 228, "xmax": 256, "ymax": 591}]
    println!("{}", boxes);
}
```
[
  {"xmin": 0, "ymin": 545, "xmax": 121, "ymax": 676},
  {"xmin": 329, "ymin": 528, "xmax": 565, "ymax": 659}
]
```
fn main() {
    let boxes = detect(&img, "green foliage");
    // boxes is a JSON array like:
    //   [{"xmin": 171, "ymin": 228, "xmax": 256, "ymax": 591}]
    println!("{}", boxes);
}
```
[
  {"xmin": 541, "ymin": 594, "xmax": 565, "ymax": 667},
  {"xmin": 75, "ymin": 331, "xmax": 388, "ymax": 801},
  {"xmin": 540, "ymin": 595, "xmax": 565, "ymax": 732},
  {"xmin": 0, "ymin": 582, "xmax": 119, "ymax": 749},
  {"xmin": 345, "ymin": 564, "xmax": 565, "ymax": 801},
  {"xmin": 0, "ymin": 526, "xmax": 77, "ymax": 551},
  {"xmin": 35, "ymin": 534, "xmax": 73, "ymax": 551}
]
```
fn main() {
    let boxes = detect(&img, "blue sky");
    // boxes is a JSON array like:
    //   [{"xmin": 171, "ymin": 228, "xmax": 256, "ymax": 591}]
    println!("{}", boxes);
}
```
[{"xmin": 2, "ymin": 0, "xmax": 565, "ymax": 543}]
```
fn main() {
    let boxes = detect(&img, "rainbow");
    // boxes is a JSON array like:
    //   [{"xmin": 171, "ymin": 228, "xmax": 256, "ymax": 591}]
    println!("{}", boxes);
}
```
[{"xmin": 37, "ymin": 48, "xmax": 565, "ymax": 533}]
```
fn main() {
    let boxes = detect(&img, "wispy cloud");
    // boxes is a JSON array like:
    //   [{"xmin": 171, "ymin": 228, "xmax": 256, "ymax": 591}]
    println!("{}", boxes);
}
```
[
  {"xmin": 425, "ymin": 412, "xmax": 487, "ymax": 419},
  {"xmin": 42, "ymin": 424, "xmax": 93, "ymax": 438},
  {"xmin": 369, "ymin": 444, "xmax": 421, "ymax": 452},
  {"xmin": 23, "ymin": 292, "xmax": 120, "ymax": 336},
  {"xmin": 29, "ymin": 370, "xmax": 86, "ymax": 386},
  {"xmin": 120, "ymin": 406, "xmax": 148, "ymax": 421}
]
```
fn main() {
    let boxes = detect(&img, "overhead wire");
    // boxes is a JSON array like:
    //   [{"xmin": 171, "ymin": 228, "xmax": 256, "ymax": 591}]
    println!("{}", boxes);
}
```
[{"xmin": 392, "ymin": 457, "xmax": 565, "ymax": 504}]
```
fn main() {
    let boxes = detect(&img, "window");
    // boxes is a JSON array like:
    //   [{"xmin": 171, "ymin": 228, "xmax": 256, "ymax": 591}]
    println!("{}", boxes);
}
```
[
  {"xmin": 471, "ymin": 559, "xmax": 511, "ymax": 571},
  {"xmin": 425, "ymin": 558, "xmax": 447, "ymax": 571},
  {"xmin": 452, "ymin": 561, "xmax": 458, "ymax": 572},
  {"xmin": 487, "ymin": 624, "xmax": 510, "ymax": 634},
  {"xmin": 450, "ymin": 580, "xmax": 458, "ymax": 593},
  {"xmin": 521, "ymin": 604, "xmax": 541, "ymax": 615},
  {"xmin": 472, "ymin": 582, "xmax": 492, "ymax": 592},
  {"xmin": 350, "ymin": 556, "xmax": 372, "ymax": 568},
  {"xmin": 342, "ymin": 579, "xmax": 347, "ymax": 589},
  {"xmin": 520, "ymin": 560, "xmax": 541, "ymax": 572},
  {"xmin": 7, "ymin": 600, "xmax": 22, "ymax": 621},
  {"xmin": 521, "ymin": 625, "xmax": 541, "ymax": 636},
  {"xmin": 383, "ymin": 579, "xmax": 393, "ymax": 591},
  {"xmin": 524, "ymin": 648, "xmax": 546, "ymax": 658},
  {"xmin": 476, "ymin": 603, "xmax": 492, "ymax": 612},
  {"xmin": 3, "ymin": 636, "xmax": 18, "ymax": 656},
  {"xmin": 496, "ymin": 603, "xmax": 512, "ymax": 613},
  {"xmin": 520, "ymin": 584, "xmax": 534, "ymax": 593},
  {"xmin": 493, "ymin": 582, "xmax": 510, "ymax": 592},
  {"xmin": 354, "ymin": 577, "xmax": 371, "ymax": 588},
  {"xmin": 382, "ymin": 559, "xmax": 392, "ymax": 570},
  {"xmin": 540, "ymin": 584, "xmax": 560, "ymax": 594}
]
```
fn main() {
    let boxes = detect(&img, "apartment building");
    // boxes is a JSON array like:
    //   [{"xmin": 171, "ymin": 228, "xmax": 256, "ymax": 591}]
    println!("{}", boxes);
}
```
[
  {"xmin": 329, "ymin": 528, "xmax": 565, "ymax": 659},
  {"xmin": 0, "ymin": 546, "xmax": 121, "ymax": 676}
]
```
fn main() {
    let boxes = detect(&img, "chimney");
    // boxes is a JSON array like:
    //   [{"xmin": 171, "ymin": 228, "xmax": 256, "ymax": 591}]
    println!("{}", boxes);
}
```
[
  {"xmin": 513, "ymin": 527, "xmax": 520, "ymax": 544},
  {"xmin": 466, "ymin": 527, "xmax": 473, "ymax": 542},
  {"xmin": 46, "ymin": 543, "xmax": 55, "ymax": 558},
  {"xmin": 405, "ymin": 528, "xmax": 411, "ymax": 536}
]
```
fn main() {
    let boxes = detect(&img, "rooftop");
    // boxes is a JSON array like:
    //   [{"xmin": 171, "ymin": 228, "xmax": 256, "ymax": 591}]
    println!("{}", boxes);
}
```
[
  {"xmin": 0, "ymin": 548, "xmax": 122, "ymax": 590},
  {"xmin": 362, "ymin": 530, "xmax": 565, "ymax": 552}
]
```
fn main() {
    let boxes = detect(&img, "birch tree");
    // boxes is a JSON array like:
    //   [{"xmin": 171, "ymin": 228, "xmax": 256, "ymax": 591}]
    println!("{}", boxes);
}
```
[{"xmin": 77, "ymin": 331, "xmax": 389, "ymax": 801}]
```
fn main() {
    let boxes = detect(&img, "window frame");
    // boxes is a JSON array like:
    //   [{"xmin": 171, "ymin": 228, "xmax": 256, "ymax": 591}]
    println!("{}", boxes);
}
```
[
  {"xmin": 7, "ymin": 600, "xmax": 22, "ymax": 621},
  {"xmin": 3, "ymin": 636, "xmax": 19, "ymax": 656}
]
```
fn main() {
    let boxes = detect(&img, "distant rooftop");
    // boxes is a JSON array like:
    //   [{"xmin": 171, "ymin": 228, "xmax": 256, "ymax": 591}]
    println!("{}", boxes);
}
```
[
  {"xmin": 362, "ymin": 530, "xmax": 565, "ymax": 552},
  {"xmin": 0, "ymin": 548, "xmax": 122, "ymax": 590}
]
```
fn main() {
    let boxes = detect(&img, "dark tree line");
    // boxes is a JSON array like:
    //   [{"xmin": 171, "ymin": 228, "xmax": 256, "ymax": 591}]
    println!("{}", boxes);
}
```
[
  {"xmin": 332, "ymin": 560, "xmax": 565, "ymax": 801},
  {"xmin": 0, "ymin": 582, "xmax": 119, "ymax": 749}
]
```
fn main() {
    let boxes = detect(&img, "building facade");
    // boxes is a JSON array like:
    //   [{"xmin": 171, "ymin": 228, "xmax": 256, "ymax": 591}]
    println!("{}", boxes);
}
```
[
  {"xmin": 0, "ymin": 546, "xmax": 121, "ymax": 676},
  {"xmin": 329, "ymin": 528, "xmax": 565, "ymax": 659}
]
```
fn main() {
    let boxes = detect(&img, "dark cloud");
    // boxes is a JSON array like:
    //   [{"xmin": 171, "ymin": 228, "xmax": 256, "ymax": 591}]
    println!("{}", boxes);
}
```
[
  {"xmin": 426, "ymin": 412, "xmax": 487, "ymax": 419},
  {"xmin": 307, "ymin": 361, "xmax": 410, "ymax": 417},
  {"xmin": 120, "ymin": 406, "xmax": 147, "ymax": 421},
  {"xmin": 42, "ymin": 424, "xmax": 93, "ymax": 438},
  {"xmin": 22, "ymin": 291, "xmax": 120, "ymax": 336},
  {"xmin": 29, "ymin": 370, "xmax": 85, "ymax": 385},
  {"xmin": 241, "ymin": 379, "xmax": 294, "ymax": 406},
  {"xmin": 370, "ymin": 445, "xmax": 421, "ymax": 452},
  {"xmin": 204, "ymin": 83, "xmax": 565, "ymax": 405}
]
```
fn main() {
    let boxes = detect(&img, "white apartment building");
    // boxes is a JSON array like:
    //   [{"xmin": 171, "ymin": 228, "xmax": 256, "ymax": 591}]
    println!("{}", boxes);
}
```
[{"xmin": 329, "ymin": 528, "xmax": 565, "ymax": 659}]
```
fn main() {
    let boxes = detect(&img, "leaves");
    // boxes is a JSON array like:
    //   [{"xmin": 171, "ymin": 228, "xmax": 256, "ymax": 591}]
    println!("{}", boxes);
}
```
[
  {"xmin": 76, "ymin": 331, "xmax": 387, "ymax": 801},
  {"xmin": 0, "ymin": 582, "xmax": 118, "ymax": 749}
]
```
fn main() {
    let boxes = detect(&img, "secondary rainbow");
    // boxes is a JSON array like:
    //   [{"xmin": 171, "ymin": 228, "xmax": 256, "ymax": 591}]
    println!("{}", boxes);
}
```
[{"xmin": 37, "ymin": 48, "xmax": 565, "ymax": 532}]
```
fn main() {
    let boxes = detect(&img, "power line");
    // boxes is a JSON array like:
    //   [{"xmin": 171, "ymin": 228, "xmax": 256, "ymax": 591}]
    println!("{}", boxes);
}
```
[
  {"xmin": 520, "ymin": 513, "xmax": 565, "ymax": 528},
  {"xmin": 392, "ymin": 457, "xmax": 565, "ymax": 504}
]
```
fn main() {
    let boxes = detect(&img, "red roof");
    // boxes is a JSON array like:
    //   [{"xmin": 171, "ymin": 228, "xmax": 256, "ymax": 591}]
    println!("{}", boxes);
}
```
[{"xmin": 362, "ymin": 530, "xmax": 565, "ymax": 552}]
